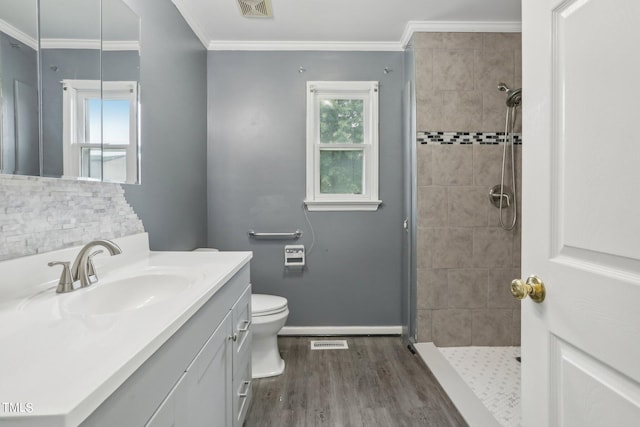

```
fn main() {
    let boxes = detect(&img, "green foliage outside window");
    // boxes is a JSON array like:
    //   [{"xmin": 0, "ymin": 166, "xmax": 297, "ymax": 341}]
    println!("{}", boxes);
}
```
[
  {"xmin": 320, "ymin": 99, "xmax": 364, "ymax": 143},
  {"xmin": 320, "ymin": 150, "xmax": 363, "ymax": 194},
  {"xmin": 319, "ymin": 99, "xmax": 365, "ymax": 194}
]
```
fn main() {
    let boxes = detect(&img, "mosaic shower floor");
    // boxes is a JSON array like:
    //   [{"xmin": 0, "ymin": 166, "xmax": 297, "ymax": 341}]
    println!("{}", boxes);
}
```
[{"xmin": 438, "ymin": 346, "xmax": 521, "ymax": 427}]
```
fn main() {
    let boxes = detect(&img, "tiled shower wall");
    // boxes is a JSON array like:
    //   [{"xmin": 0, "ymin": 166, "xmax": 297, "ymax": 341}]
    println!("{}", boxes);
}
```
[
  {"xmin": 0, "ymin": 175, "xmax": 144, "ymax": 261},
  {"xmin": 415, "ymin": 32, "xmax": 522, "ymax": 346}
]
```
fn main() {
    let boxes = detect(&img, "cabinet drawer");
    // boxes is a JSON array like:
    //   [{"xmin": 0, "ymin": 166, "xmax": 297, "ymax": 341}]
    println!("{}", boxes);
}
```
[
  {"xmin": 232, "ymin": 361, "xmax": 252, "ymax": 427},
  {"xmin": 234, "ymin": 329, "xmax": 252, "ymax": 382},
  {"xmin": 232, "ymin": 284, "xmax": 252, "ymax": 362}
]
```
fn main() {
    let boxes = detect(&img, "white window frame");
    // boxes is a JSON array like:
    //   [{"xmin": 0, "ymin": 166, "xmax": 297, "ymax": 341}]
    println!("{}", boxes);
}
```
[
  {"xmin": 62, "ymin": 79, "xmax": 138, "ymax": 183},
  {"xmin": 305, "ymin": 81, "xmax": 381, "ymax": 211}
]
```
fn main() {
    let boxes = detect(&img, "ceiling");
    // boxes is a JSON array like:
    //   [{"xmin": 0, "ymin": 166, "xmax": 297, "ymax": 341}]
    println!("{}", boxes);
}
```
[
  {"xmin": 0, "ymin": 0, "xmax": 521, "ymax": 51},
  {"xmin": 172, "ymin": 0, "xmax": 522, "ymax": 50}
]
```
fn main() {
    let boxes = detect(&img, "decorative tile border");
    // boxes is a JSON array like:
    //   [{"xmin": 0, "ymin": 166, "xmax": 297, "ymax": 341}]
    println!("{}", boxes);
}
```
[
  {"xmin": 0, "ymin": 175, "xmax": 145, "ymax": 261},
  {"xmin": 417, "ymin": 131, "xmax": 522, "ymax": 145}
]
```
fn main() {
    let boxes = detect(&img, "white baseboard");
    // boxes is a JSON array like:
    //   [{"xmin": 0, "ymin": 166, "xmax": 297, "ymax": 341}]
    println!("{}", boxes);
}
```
[{"xmin": 279, "ymin": 326, "xmax": 402, "ymax": 336}]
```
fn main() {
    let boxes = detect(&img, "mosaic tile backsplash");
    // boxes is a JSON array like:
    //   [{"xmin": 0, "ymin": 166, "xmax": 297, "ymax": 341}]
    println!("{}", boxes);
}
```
[{"xmin": 0, "ymin": 175, "xmax": 144, "ymax": 261}]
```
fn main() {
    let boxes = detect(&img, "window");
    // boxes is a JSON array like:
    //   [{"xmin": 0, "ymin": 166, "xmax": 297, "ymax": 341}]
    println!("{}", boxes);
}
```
[
  {"xmin": 305, "ymin": 81, "xmax": 381, "ymax": 211},
  {"xmin": 62, "ymin": 79, "xmax": 138, "ymax": 183}
]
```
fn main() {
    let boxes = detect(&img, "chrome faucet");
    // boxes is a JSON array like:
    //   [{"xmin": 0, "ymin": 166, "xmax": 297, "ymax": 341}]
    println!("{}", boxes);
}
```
[
  {"xmin": 49, "ymin": 240, "xmax": 122, "ymax": 293},
  {"xmin": 70, "ymin": 240, "xmax": 122, "ymax": 288}
]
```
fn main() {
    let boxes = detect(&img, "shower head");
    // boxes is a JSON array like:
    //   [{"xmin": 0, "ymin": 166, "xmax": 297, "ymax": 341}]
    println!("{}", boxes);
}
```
[
  {"xmin": 497, "ymin": 83, "xmax": 522, "ymax": 107},
  {"xmin": 506, "ymin": 88, "xmax": 522, "ymax": 107}
]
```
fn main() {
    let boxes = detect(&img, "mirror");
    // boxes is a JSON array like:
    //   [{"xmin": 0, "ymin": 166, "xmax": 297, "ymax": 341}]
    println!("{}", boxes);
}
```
[
  {"xmin": 100, "ymin": 0, "xmax": 140, "ymax": 184},
  {"xmin": 40, "ymin": 0, "xmax": 102, "ymax": 179},
  {"xmin": 0, "ymin": 0, "xmax": 39, "ymax": 176},
  {"xmin": 0, "ymin": 0, "xmax": 140, "ymax": 184}
]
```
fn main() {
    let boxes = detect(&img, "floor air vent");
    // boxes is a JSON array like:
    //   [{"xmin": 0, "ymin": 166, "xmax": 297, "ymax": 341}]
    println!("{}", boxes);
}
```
[
  {"xmin": 310, "ymin": 340, "xmax": 349, "ymax": 350},
  {"xmin": 236, "ymin": 0, "xmax": 273, "ymax": 18}
]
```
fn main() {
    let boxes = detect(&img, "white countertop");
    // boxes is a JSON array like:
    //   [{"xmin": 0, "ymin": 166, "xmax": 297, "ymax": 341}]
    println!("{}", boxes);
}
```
[{"xmin": 0, "ymin": 233, "xmax": 252, "ymax": 427}]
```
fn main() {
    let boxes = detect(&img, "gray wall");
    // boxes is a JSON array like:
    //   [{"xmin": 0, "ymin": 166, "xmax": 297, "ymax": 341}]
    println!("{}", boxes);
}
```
[
  {"xmin": 208, "ymin": 51, "xmax": 404, "ymax": 326},
  {"xmin": 41, "ymin": 49, "xmax": 138, "ymax": 177},
  {"xmin": 123, "ymin": 0, "xmax": 208, "ymax": 251}
]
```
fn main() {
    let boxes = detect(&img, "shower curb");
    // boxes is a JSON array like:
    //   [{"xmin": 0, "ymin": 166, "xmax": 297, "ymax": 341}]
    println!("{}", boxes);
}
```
[{"xmin": 415, "ymin": 342, "xmax": 502, "ymax": 427}]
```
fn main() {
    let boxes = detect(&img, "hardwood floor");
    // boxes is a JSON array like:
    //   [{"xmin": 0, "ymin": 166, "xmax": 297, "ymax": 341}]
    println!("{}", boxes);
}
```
[{"xmin": 245, "ymin": 336, "xmax": 467, "ymax": 427}]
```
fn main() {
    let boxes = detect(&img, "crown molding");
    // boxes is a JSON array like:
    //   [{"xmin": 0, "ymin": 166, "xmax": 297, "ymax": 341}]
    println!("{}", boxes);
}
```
[
  {"xmin": 40, "ymin": 38, "xmax": 100, "ymax": 49},
  {"xmin": 171, "ymin": 0, "xmax": 210, "ymax": 48},
  {"xmin": 0, "ymin": 21, "xmax": 139, "ymax": 52},
  {"xmin": 208, "ymin": 40, "xmax": 403, "ymax": 51},
  {"xmin": 103, "ymin": 40, "xmax": 141, "ymax": 51},
  {"xmin": 0, "ymin": 19, "xmax": 38, "ymax": 50},
  {"xmin": 40, "ymin": 38, "xmax": 140, "ymax": 51},
  {"xmin": 400, "ymin": 20, "xmax": 522, "ymax": 48}
]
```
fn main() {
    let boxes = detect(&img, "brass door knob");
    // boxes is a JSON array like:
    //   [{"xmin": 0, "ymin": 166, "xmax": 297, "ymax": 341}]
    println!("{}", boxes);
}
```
[{"xmin": 511, "ymin": 275, "xmax": 546, "ymax": 303}]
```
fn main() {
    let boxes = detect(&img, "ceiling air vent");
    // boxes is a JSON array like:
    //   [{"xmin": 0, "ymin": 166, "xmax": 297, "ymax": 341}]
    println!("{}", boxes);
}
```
[{"xmin": 236, "ymin": 0, "xmax": 273, "ymax": 18}]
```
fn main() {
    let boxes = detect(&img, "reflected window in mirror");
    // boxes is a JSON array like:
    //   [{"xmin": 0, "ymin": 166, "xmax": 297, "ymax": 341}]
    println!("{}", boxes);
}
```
[
  {"xmin": 102, "ymin": 82, "xmax": 138, "ymax": 183},
  {"xmin": 62, "ymin": 79, "xmax": 138, "ymax": 183}
]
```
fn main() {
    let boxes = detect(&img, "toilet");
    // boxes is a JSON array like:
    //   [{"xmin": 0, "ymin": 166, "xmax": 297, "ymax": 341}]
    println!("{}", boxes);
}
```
[
  {"xmin": 251, "ymin": 294, "xmax": 288, "ymax": 379},
  {"xmin": 193, "ymin": 249, "xmax": 288, "ymax": 379}
]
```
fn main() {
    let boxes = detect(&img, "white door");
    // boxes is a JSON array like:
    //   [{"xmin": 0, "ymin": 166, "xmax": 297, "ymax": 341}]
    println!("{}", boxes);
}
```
[{"xmin": 521, "ymin": 0, "xmax": 640, "ymax": 426}]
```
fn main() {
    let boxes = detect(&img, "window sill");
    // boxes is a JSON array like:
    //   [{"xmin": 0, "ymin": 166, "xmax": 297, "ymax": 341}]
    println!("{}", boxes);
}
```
[{"xmin": 304, "ymin": 200, "xmax": 382, "ymax": 212}]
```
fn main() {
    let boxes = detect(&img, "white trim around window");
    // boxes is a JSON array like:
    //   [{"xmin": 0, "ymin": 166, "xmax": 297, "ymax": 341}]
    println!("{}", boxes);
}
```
[{"xmin": 304, "ymin": 81, "xmax": 381, "ymax": 211}]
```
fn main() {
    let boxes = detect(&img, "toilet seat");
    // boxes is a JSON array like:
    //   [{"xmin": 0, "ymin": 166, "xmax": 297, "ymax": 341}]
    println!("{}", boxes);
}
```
[{"xmin": 252, "ymin": 294, "xmax": 288, "ymax": 317}]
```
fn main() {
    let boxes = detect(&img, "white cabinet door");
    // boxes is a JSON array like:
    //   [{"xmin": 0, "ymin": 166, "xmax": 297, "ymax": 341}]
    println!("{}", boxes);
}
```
[
  {"xmin": 186, "ymin": 312, "xmax": 233, "ymax": 427},
  {"xmin": 522, "ymin": 0, "xmax": 640, "ymax": 426}
]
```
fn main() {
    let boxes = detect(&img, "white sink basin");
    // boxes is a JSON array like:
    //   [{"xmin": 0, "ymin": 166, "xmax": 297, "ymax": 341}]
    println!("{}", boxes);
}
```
[{"xmin": 62, "ymin": 271, "xmax": 194, "ymax": 315}]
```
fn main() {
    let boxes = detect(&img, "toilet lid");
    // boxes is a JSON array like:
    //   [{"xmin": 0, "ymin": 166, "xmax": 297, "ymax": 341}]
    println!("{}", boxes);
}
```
[{"xmin": 252, "ymin": 294, "xmax": 288, "ymax": 316}]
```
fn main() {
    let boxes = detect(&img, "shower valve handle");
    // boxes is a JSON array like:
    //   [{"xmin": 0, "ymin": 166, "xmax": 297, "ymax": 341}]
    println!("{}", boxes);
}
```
[
  {"xmin": 511, "ymin": 276, "xmax": 546, "ymax": 303},
  {"xmin": 489, "ymin": 186, "xmax": 512, "ymax": 208},
  {"xmin": 490, "ymin": 191, "xmax": 511, "ymax": 206}
]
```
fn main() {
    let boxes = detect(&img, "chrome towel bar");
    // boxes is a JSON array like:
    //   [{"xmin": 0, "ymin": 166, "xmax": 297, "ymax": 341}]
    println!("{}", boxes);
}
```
[{"xmin": 247, "ymin": 229, "xmax": 303, "ymax": 240}]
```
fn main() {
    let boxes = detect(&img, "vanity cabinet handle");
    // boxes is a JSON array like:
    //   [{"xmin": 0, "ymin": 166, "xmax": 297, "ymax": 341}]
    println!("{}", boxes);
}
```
[
  {"xmin": 229, "ymin": 334, "xmax": 238, "ymax": 342},
  {"xmin": 238, "ymin": 320, "xmax": 252, "ymax": 333},
  {"xmin": 238, "ymin": 380, "xmax": 251, "ymax": 398}
]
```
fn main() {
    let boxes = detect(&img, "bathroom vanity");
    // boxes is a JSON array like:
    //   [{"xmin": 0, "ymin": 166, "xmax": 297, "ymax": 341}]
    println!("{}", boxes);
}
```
[{"xmin": 0, "ymin": 233, "xmax": 252, "ymax": 427}]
